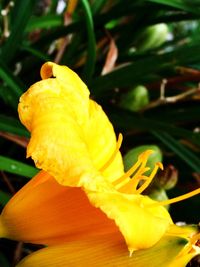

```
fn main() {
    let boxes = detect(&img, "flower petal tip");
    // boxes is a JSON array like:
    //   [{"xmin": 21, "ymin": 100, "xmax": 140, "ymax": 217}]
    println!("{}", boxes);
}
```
[{"xmin": 40, "ymin": 62, "xmax": 54, "ymax": 80}]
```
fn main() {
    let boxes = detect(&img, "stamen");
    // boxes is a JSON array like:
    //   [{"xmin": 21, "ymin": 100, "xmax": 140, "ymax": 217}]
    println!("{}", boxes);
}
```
[
  {"xmin": 99, "ymin": 133, "xmax": 123, "ymax": 172},
  {"xmin": 149, "ymin": 188, "xmax": 200, "ymax": 207},
  {"xmin": 136, "ymin": 162, "xmax": 163, "ymax": 194},
  {"xmin": 115, "ymin": 167, "xmax": 150, "ymax": 192},
  {"xmin": 114, "ymin": 150, "xmax": 154, "ymax": 193},
  {"xmin": 113, "ymin": 160, "xmax": 142, "ymax": 187}
]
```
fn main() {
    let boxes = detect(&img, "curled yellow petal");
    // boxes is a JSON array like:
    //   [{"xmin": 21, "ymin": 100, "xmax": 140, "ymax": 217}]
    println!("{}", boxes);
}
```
[
  {"xmin": 85, "ymin": 100, "xmax": 124, "ymax": 183},
  {"xmin": 18, "ymin": 62, "xmax": 124, "ymax": 187},
  {"xmin": 86, "ymin": 189, "xmax": 173, "ymax": 252}
]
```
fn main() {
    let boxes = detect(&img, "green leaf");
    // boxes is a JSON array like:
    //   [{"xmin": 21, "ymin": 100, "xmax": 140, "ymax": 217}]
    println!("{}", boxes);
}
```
[
  {"xmin": 147, "ymin": 106, "xmax": 200, "ymax": 124},
  {"xmin": 26, "ymin": 15, "xmax": 63, "ymax": 32},
  {"xmin": 0, "ymin": 155, "xmax": 38, "ymax": 178},
  {"xmin": 1, "ymin": 0, "xmax": 37, "ymax": 63},
  {"xmin": 0, "ymin": 191, "xmax": 11, "ymax": 206},
  {"xmin": 109, "ymin": 108, "xmax": 200, "ymax": 146},
  {"xmin": 0, "ymin": 85, "xmax": 20, "ymax": 109},
  {"xmin": 21, "ymin": 45, "xmax": 51, "ymax": 61},
  {"xmin": 91, "ymin": 0, "xmax": 107, "ymax": 15},
  {"xmin": 0, "ymin": 115, "xmax": 29, "ymax": 137},
  {"xmin": 0, "ymin": 61, "xmax": 24, "ymax": 103},
  {"xmin": 91, "ymin": 43, "xmax": 200, "ymax": 95},
  {"xmin": 0, "ymin": 252, "xmax": 10, "ymax": 267},
  {"xmin": 33, "ymin": 22, "xmax": 79, "ymax": 48},
  {"xmin": 80, "ymin": 0, "xmax": 96, "ymax": 82},
  {"xmin": 148, "ymin": 0, "xmax": 200, "ymax": 14},
  {"xmin": 151, "ymin": 131, "xmax": 200, "ymax": 173}
]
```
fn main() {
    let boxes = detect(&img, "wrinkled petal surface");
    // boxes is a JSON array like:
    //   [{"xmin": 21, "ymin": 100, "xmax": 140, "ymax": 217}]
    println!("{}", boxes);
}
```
[
  {"xmin": 84, "ymin": 100, "xmax": 124, "ymax": 183},
  {"xmin": 18, "ymin": 62, "xmax": 124, "ymax": 187},
  {"xmin": 16, "ymin": 234, "xmax": 189, "ymax": 267},
  {"xmin": 15, "ymin": 62, "xmax": 186, "ymax": 259}
]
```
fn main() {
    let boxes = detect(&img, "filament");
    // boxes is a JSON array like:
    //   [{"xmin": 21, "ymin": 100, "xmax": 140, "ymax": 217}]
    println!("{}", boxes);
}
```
[
  {"xmin": 113, "ymin": 160, "xmax": 142, "ymax": 187},
  {"xmin": 99, "ymin": 133, "xmax": 123, "ymax": 172},
  {"xmin": 149, "ymin": 188, "xmax": 200, "ymax": 207},
  {"xmin": 136, "ymin": 162, "xmax": 163, "ymax": 194},
  {"xmin": 114, "ymin": 150, "xmax": 154, "ymax": 193}
]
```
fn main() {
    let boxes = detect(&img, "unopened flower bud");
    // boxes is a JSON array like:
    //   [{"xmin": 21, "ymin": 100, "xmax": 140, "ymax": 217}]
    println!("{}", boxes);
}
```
[
  {"xmin": 123, "ymin": 145, "xmax": 162, "ymax": 176},
  {"xmin": 156, "ymin": 164, "xmax": 178, "ymax": 190},
  {"xmin": 119, "ymin": 85, "xmax": 149, "ymax": 112},
  {"xmin": 136, "ymin": 23, "xmax": 169, "ymax": 52}
]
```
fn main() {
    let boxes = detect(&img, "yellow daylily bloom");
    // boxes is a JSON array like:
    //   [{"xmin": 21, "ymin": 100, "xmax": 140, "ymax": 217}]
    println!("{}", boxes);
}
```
[
  {"xmin": 17, "ymin": 62, "xmax": 175, "ymax": 251},
  {"xmin": 0, "ymin": 62, "xmax": 199, "ymax": 267}
]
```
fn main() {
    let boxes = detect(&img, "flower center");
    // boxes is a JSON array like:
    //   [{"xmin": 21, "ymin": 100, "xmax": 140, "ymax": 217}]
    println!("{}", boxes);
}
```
[
  {"xmin": 102, "ymin": 133, "xmax": 200, "ymax": 204},
  {"xmin": 113, "ymin": 149, "xmax": 163, "ymax": 194}
]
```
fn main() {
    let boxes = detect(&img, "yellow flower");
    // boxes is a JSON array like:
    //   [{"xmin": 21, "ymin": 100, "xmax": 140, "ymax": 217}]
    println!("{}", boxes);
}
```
[
  {"xmin": 0, "ymin": 62, "xmax": 199, "ymax": 266},
  {"xmin": 17, "ymin": 62, "xmax": 174, "ymax": 251}
]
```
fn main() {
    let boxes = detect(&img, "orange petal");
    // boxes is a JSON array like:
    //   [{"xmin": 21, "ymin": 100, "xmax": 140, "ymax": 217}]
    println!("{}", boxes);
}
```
[
  {"xmin": 17, "ymin": 234, "xmax": 189, "ymax": 267},
  {"xmin": 0, "ymin": 171, "xmax": 117, "ymax": 245}
]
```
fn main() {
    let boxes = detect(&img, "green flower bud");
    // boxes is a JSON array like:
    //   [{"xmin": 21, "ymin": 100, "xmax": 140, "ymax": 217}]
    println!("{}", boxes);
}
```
[
  {"xmin": 123, "ymin": 145, "xmax": 162, "ymax": 176},
  {"xmin": 119, "ymin": 85, "xmax": 149, "ymax": 111},
  {"xmin": 136, "ymin": 23, "xmax": 169, "ymax": 52}
]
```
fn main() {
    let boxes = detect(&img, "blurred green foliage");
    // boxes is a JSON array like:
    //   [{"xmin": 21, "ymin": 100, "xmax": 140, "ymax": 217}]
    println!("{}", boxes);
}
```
[{"xmin": 0, "ymin": 0, "xmax": 200, "ymax": 265}]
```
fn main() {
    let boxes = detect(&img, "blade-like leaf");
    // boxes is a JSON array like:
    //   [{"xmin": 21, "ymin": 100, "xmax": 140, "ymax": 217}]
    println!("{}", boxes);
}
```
[
  {"xmin": 21, "ymin": 45, "xmax": 50, "ymax": 61},
  {"xmin": 151, "ymin": 131, "xmax": 200, "ymax": 172},
  {"xmin": 91, "ymin": 43, "xmax": 200, "ymax": 95},
  {"xmin": 0, "ymin": 61, "xmax": 24, "ymax": 102},
  {"xmin": 0, "ymin": 190, "xmax": 11, "ymax": 206},
  {"xmin": 0, "ymin": 155, "xmax": 38, "ymax": 178},
  {"xmin": 81, "ymin": 0, "xmax": 96, "ymax": 82},
  {"xmin": 0, "ymin": 115, "xmax": 29, "ymax": 137},
  {"xmin": 26, "ymin": 15, "xmax": 63, "ymax": 32},
  {"xmin": 148, "ymin": 0, "xmax": 200, "ymax": 14},
  {"xmin": 109, "ymin": 107, "xmax": 200, "ymax": 146},
  {"xmin": 1, "ymin": 0, "xmax": 37, "ymax": 63},
  {"xmin": 0, "ymin": 252, "xmax": 10, "ymax": 267},
  {"xmin": 91, "ymin": 0, "xmax": 107, "ymax": 15}
]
